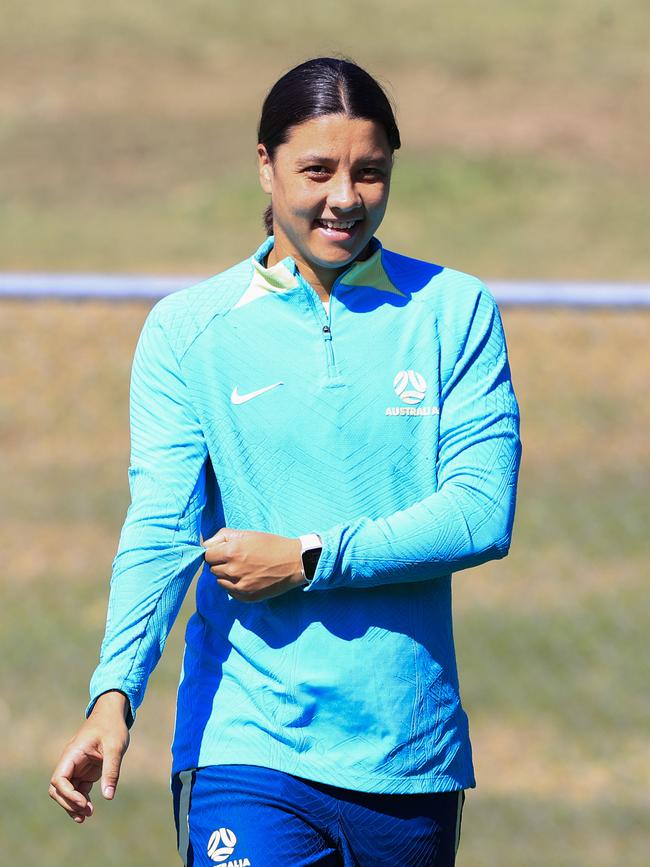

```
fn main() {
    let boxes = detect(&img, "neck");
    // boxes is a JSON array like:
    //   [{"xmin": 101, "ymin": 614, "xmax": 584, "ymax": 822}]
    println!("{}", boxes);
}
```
[
  {"xmin": 267, "ymin": 236, "xmax": 373, "ymax": 302},
  {"xmin": 266, "ymin": 247, "xmax": 337, "ymax": 301}
]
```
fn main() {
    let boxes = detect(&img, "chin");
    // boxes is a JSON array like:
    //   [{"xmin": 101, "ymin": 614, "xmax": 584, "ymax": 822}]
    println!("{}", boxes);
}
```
[
  {"xmin": 313, "ymin": 253, "xmax": 358, "ymax": 272},
  {"xmin": 311, "ymin": 240, "xmax": 370, "ymax": 269}
]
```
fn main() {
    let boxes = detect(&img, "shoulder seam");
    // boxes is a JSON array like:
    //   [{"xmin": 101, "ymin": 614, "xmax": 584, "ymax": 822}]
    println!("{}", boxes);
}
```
[{"xmin": 154, "ymin": 258, "xmax": 255, "ymax": 363}]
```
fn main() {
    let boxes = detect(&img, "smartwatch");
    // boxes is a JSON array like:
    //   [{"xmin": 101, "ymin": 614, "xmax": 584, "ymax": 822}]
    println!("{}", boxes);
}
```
[{"xmin": 299, "ymin": 533, "xmax": 322, "ymax": 584}]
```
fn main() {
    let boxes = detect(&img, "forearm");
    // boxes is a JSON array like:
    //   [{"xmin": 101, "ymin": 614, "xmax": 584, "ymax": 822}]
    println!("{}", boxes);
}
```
[
  {"xmin": 308, "ymin": 441, "xmax": 520, "ymax": 591},
  {"xmin": 87, "ymin": 500, "xmax": 207, "ymax": 724},
  {"xmin": 87, "ymin": 306, "xmax": 209, "ymax": 724}
]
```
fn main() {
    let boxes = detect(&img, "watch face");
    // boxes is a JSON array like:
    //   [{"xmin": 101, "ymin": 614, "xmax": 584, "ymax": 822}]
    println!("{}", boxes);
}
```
[{"xmin": 302, "ymin": 547, "xmax": 322, "ymax": 581}]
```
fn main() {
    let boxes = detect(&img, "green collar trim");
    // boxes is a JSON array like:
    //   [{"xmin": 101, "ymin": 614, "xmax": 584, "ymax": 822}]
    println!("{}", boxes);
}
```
[
  {"xmin": 247, "ymin": 235, "xmax": 405, "ymax": 298},
  {"xmin": 337, "ymin": 245, "xmax": 406, "ymax": 297}
]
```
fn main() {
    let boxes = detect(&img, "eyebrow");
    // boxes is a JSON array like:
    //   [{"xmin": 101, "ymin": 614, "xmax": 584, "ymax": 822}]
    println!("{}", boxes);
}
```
[{"xmin": 295, "ymin": 154, "xmax": 390, "ymax": 166}]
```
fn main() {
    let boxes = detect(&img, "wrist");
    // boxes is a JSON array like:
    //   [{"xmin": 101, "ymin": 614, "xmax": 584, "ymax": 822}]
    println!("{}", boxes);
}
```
[{"xmin": 91, "ymin": 690, "xmax": 130, "ymax": 723}]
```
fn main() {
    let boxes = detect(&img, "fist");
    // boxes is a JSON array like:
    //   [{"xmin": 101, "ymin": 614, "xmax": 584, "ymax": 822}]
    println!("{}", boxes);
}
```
[{"xmin": 202, "ymin": 528, "xmax": 306, "ymax": 602}]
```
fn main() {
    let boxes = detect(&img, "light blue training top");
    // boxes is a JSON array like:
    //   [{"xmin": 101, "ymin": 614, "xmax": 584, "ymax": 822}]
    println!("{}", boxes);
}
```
[{"xmin": 88, "ymin": 236, "xmax": 521, "ymax": 794}]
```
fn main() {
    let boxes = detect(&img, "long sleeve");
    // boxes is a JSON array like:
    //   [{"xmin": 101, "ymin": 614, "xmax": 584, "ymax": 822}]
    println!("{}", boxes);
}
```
[
  {"xmin": 304, "ymin": 284, "xmax": 521, "ymax": 592},
  {"xmin": 87, "ymin": 308, "xmax": 208, "ymax": 725}
]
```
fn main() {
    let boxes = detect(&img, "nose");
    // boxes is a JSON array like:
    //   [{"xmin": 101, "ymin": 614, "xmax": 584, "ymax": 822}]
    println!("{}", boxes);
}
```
[{"xmin": 327, "ymin": 172, "xmax": 362, "ymax": 212}]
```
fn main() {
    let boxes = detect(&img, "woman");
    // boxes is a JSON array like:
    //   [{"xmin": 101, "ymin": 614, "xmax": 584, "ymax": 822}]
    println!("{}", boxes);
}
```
[{"xmin": 50, "ymin": 57, "xmax": 521, "ymax": 866}]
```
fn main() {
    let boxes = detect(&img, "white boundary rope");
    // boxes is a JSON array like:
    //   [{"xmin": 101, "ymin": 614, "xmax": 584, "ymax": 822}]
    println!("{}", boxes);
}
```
[{"xmin": 1, "ymin": 273, "xmax": 650, "ymax": 307}]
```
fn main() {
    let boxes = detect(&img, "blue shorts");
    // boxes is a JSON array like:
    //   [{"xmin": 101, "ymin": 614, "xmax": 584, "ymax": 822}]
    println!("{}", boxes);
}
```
[{"xmin": 172, "ymin": 764, "xmax": 465, "ymax": 866}]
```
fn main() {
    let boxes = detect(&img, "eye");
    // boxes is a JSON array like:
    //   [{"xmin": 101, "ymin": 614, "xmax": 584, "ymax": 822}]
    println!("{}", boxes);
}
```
[
  {"xmin": 359, "ymin": 166, "xmax": 385, "ymax": 180},
  {"xmin": 303, "ymin": 165, "xmax": 331, "ymax": 178}
]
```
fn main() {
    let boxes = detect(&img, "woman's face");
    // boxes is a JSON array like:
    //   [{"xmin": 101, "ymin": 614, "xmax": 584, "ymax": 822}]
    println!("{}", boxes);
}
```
[{"xmin": 258, "ymin": 113, "xmax": 393, "ymax": 280}]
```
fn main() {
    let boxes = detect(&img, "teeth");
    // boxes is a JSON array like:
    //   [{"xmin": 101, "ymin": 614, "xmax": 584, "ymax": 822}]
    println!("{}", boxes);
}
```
[{"xmin": 320, "ymin": 219, "xmax": 358, "ymax": 230}]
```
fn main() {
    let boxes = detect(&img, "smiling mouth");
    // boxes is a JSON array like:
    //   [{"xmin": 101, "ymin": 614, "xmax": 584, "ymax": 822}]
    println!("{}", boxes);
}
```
[{"xmin": 315, "ymin": 218, "xmax": 362, "ymax": 233}]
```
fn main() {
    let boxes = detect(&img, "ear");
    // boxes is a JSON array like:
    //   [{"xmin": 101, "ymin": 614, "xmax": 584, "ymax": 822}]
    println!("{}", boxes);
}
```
[{"xmin": 257, "ymin": 144, "xmax": 273, "ymax": 194}]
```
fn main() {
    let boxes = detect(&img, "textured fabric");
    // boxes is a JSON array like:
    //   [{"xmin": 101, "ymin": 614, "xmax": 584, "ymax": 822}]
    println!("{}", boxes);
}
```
[
  {"xmin": 88, "ymin": 236, "xmax": 521, "ymax": 794},
  {"xmin": 172, "ymin": 763, "xmax": 465, "ymax": 867}
]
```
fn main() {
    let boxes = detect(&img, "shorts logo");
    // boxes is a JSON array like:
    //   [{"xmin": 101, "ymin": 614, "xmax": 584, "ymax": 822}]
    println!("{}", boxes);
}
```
[
  {"xmin": 207, "ymin": 828, "xmax": 240, "ymax": 863},
  {"xmin": 386, "ymin": 369, "xmax": 439, "ymax": 417},
  {"xmin": 393, "ymin": 369, "xmax": 427, "ymax": 405}
]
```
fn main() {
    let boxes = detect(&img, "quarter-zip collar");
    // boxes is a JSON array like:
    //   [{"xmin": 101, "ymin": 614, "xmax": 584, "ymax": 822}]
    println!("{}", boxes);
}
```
[
  {"xmin": 250, "ymin": 236, "xmax": 300, "ymax": 292},
  {"xmin": 248, "ymin": 235, "xmax": 403, "ymax": 298}
]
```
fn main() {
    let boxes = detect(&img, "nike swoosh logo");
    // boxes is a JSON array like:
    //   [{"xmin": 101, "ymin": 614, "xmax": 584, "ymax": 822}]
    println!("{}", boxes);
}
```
[{"xmin": 231, "ymin": 381, "xmax": 284, "ymax": 404}]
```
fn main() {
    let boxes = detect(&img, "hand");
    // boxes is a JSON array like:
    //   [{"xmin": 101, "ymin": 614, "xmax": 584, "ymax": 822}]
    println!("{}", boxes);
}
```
[
  {"xmin": 202, "ymin": 528, "xmax": 306, "ymax": 602},
  {"xmin": 49, "ymin": 691, "xmax": 130, "ymax": 823}
]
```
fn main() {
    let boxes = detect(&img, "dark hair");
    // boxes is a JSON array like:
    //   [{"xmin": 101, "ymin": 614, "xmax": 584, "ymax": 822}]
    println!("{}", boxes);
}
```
[{"xmin": 258, "ymin": 57, "xmax": 401, "ymax": 235}]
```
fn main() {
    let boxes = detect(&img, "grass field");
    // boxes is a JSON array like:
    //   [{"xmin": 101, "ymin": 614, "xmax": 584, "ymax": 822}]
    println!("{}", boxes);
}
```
[
  {"xmin": 1, "ymin": 2, "xmax": 649, "ymax": 864},
  {"xmin": 1, "ymin": 302, "xmax": 648, "ymax": 865}
]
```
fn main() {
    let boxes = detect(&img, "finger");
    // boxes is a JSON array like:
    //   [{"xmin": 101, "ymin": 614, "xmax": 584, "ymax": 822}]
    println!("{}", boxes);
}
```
[
  {"xmin": 77, "ymin": 779, "xmax": 95, "ymax": 809},
  {"xmin": 203, "ymin": 544, "xmax": 229, "ymax": 565},
  {"xmin": 49, "ymin": 782, "xmax": 92, "ymax": 818},
  {"xmin": 211, "ymin": 563, "xmax": 238, "ymax": 582},
  {"xmin": 100, "ymin": 742, "xmax": 124, "ymax": 800},
  {"xmin": 77, "ymin": 779, "xmax": 94, "ymax": 799},
  {"xmin": 65, "ymin": 799, "xmax": 92, "ymax": 822},
  {"xmin": 202, "ymin": 527, "xmax": 230, "ymax": 547},
  {"xmin": 52, "ymin": 795, "xmax": 88, "ymax": 823},
  {"xmin": 50, "ymin": 763, "xmax": 90, "ymax": 811}
]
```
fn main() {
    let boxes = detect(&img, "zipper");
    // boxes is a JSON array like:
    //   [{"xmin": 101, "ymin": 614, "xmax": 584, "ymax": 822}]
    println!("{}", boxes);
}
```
[
  {"xmin": 300, "ymin": 278, "xmax": 337, "ymax": 380},
  {"xmin": 321, "ymin": 319, "xmax": 334, "ymax": 372}
]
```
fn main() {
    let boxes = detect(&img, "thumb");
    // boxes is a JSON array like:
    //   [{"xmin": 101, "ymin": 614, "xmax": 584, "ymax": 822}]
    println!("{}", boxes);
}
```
[{"xmin": 101, "ymin": 743, "xmax": 124, "ymax": 800}]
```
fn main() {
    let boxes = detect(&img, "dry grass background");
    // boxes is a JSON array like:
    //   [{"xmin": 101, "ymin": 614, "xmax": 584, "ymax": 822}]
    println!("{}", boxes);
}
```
[
  {"xmin": 1, "ymin": 1, "xmax": 648, "ymax": 276},
  {"xmin": 1, "ymin": 1, "xmax": 649, "ymax": 865}
]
